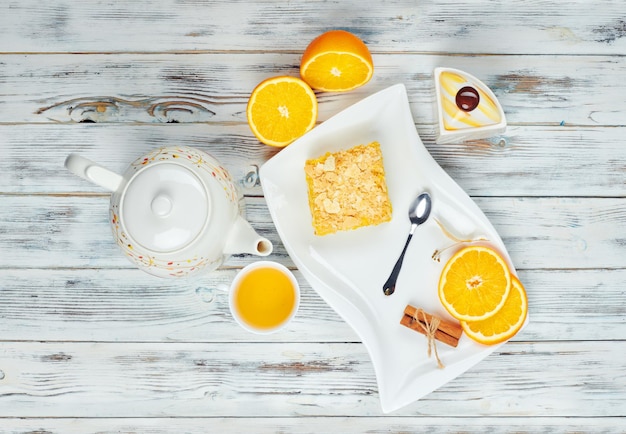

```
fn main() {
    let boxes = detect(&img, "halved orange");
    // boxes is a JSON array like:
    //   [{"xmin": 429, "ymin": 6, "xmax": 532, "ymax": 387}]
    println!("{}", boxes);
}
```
[
  {"xmin": 300, "ymin": 30, "xmax": 373, "ymax": 92},
  {"xmin": 438, "ymin": 246, "xmax": 511, "ymax": 321},
  {"xmin": 461, "ymin": 275, "xmax": 528, "ymax": 345},
  {"xmin": 246, "ymin": 76, "xmax": 318, "ymax": 147}
]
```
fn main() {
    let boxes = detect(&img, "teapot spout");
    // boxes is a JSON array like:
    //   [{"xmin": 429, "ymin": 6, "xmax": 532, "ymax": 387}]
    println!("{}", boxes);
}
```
[{"xmin": 224, "ymin": 215, "xmax": 273, "ymax": 257}]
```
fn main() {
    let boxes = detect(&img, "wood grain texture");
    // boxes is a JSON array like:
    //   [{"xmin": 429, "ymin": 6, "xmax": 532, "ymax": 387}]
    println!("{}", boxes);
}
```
[
  {"xmin": 1, "ymin": 0, "xmax": 626, "ymax": 55},
  {"xmin": 2, "ymin": 417, "xmax": 626, "ymax": 434},
  {"xmin": 0, "ymin": 267, "xmax": 623, "ymax": 343},
  {"xmin": 0, "ymin": 341, "xmax": 624, "ymax": 417},
  {"xmin": 0, "ymin": 54, "xmax": 625, "ymax": 127},
  {"xmin": 1, "ymin": 196, "xmax": 623, "ymax": 269},
  {"xmin": 1, "ymin": 124, "xmax": 625, "ymax": 197}
]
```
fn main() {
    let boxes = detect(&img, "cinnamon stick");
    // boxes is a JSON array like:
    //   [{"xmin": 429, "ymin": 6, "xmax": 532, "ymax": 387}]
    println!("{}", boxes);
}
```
[{"xmin": 400, "ymin": 305, "xmax": 462, "ymax": 348}]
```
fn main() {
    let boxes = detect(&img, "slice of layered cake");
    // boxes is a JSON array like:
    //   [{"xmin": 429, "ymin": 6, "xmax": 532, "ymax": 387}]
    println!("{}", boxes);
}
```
[{"xmin": 304, "ymin": 141, "xmax": 392, "ymax": 236}]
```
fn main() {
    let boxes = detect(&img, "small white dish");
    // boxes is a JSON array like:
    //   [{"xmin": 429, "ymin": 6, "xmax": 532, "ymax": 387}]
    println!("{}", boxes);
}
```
[
  {"xmin": 434, "ymin": 67, "xmax": 507, "ymax": 144},
  {"xmin": 260, "ymin": 84, "xmax": 520, "ymax": 413}
]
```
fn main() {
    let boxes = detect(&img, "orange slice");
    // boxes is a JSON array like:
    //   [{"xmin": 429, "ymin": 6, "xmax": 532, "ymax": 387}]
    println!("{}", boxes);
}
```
[
  {"xmin": 438, "ymin": 246, "xmax": 511, "ymax": 321},
  {"xmin": 300, "ymin": 30, "xmax": 373, "ymax": 92},
  {"xmin": 461, "ymin": 275, "xmax": 528, "ymax": 345},
  {"xmin": 246, "ymin": 76, "xmax": 318, "ymax": 147}
]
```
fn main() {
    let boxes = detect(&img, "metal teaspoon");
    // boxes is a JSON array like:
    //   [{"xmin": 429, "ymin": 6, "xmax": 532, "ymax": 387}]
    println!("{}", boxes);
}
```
[{"xmin": 382, "ymin": 192, "xmax": 432, "ymax": 296}]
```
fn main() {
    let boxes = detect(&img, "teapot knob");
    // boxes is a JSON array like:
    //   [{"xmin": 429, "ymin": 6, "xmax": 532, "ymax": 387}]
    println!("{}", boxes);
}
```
[{"xmin": 151, "ymin": 194, "xmax": 173, "ymax": 217}]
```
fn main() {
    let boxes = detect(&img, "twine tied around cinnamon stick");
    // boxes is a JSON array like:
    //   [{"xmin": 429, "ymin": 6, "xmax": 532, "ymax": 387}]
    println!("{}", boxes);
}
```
[
  {"xmin": 415, "ymin": 308, "xmax": 444, "ymax": 368},
  {"xmin": 400, "ymin": 305, "xmax": 463, "ymax": 369}
]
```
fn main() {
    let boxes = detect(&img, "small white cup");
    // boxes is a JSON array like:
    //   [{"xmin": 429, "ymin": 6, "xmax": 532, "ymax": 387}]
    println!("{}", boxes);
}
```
[{"xmin": 226, "ymin": 261, "xmax": 300, "ymax": 334}]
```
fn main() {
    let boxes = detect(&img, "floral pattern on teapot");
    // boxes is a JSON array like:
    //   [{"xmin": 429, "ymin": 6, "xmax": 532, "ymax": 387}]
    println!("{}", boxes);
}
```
[
  {"xmin": 110, "ymin": 207, "xmax": 223, "ymax": 277},
  {"xmin": 131, "ymin": 146, "xmax": 239, "ymax": 205},
  {"xmin": 109, "ymin": 146, "xmax": 241, "ymax": 277},
  {"xmin": 65, "ymin": 145, "xmax": 271, "ymax": 279}
]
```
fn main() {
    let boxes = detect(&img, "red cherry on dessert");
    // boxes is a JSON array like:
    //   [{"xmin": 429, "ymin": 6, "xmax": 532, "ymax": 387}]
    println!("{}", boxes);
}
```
[{"xmin": 456, "ymin": 86, "xmax": 480, "ymax": 112}]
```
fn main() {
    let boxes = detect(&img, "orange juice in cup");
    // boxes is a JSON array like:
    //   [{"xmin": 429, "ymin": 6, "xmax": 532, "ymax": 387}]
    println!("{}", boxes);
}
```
[{"xmin": 228, "ymin": 261, "xmax": 300, "ymax": 334}]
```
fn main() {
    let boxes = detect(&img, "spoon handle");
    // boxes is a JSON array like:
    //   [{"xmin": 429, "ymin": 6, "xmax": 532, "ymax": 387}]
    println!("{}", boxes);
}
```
[{"xmin": 383, "ymin": 231, "xmax": 414, "ymax": 296}]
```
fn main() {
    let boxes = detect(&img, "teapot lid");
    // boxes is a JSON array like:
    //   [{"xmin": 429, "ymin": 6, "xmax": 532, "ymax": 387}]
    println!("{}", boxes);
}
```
[{"xmin": 120, "ymin": 162, "xmax": 208, "ymax": 253}]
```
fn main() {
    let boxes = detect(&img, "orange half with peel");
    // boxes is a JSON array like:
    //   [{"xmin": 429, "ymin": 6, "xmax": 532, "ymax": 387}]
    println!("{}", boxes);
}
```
[
  {"xmin": 461, "ymin": 275, "xmax": 528, "ymax": 345},
  {"xmin": 246, "ymin": 76, "xmax": 318, "ymax": 147},
  {"xmin": 300, "ymin": 30, "xmax": 373, "ymax": 92},
  {"xmin": 438, "ymin": 245, "xmax": 511, "ymax": 321}
]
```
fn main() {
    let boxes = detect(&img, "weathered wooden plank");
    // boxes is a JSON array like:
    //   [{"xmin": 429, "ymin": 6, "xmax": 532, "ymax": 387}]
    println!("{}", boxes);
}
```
[
  {"xmin": 0, "ymin": 54, "xmax": 624, "ymax": 126},
  {"xmin": 0, "ymin": 341, "xmax": 623, "ymax": 417},
  {"xmin": 1, "ymin": 124, "xmax": 625, "ymax": 197},
  {"xmin": 0, "ymin": 124, "xmax": 275, "ymax": 195},
  {"xmin": 1, "ymin": 417, "xmax": 625, "ymax": 434},
  {"xmin": 0, "ymin": 195, "xmax": 280, "ymax": 269},
  {"xmin": 1, "ymin": 0, "xmax": 625, "ymax": 55},
  {"xmin": 0, "ymin": 196, "xmax": 624, "ymax": 269},
  {"xmin": 478, "ymin": 197, "xmax": 626, "ymax": 269},
  {"xmin": 0, "ymin": 267, "xmax": 623, "ymax": 343}
]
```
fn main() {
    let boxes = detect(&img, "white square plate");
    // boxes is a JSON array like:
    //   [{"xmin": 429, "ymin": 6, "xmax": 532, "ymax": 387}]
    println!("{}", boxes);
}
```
[{"xmin": 260, "ymin": 84, "xmax": 520, "ymax": 413}]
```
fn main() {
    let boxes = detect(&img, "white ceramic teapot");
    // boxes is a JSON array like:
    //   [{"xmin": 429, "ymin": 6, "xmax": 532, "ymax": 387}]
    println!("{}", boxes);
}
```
[{"xmin": 65, "ymin": 146, "xmax": 272, "ymax": 278}]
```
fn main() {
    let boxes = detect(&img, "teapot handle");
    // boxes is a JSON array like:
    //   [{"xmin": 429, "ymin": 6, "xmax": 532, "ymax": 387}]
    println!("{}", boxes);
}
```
[{"xmin": 65, "ymin": 154, "xmax": 124, "ymax": 192}]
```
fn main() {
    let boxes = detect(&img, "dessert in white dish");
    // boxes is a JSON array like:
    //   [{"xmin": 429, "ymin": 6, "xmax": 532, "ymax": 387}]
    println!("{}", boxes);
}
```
[{"xmin": 434, "ymin": 67, "xmax": 507, "ymax": 144}]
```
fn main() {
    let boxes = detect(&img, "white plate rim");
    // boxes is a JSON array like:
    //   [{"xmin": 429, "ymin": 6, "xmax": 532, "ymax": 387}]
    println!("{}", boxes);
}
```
[{"xmin": 259, "ymin": 83, "xmax": 522, "ymax": 413}]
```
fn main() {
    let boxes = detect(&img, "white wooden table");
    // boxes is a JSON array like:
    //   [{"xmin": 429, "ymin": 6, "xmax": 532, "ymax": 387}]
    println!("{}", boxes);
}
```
[{"xmin": 1, "ymin": 1, "xmax": 625, "ymax": 432}]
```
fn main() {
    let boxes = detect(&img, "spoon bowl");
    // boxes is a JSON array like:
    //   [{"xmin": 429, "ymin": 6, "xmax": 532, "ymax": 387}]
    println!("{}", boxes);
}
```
[{"xmin": 383, "ymin": 192, "xmax": 432, "ymax": 296}]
